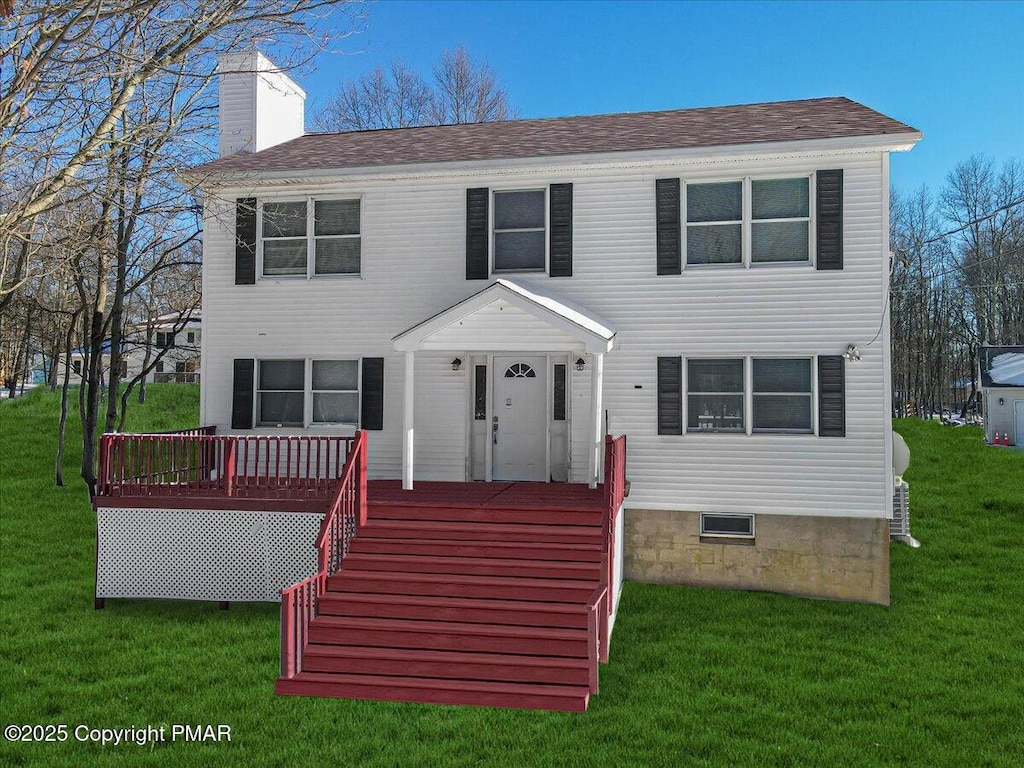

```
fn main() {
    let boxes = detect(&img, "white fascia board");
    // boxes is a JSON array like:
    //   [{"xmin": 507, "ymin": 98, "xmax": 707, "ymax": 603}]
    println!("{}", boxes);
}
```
[
  {"xmin": 196, "ymin": 131, "xmax": 922, "ymax": 192},
  {"xmin": 393, "ymin": 280, "xmax": 615, "ymax": 354}
]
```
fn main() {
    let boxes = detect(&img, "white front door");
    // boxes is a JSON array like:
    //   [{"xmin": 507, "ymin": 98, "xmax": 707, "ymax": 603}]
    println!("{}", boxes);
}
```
[{"xmin": 493, "ymin": 356, "xmax": 547, "ymax": 481}]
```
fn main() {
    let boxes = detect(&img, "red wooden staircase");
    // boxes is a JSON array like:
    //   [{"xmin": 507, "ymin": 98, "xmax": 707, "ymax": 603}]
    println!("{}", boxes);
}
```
[{"xmin": 276, "ymin": 435, "xmax": 627, "ymax": 712}]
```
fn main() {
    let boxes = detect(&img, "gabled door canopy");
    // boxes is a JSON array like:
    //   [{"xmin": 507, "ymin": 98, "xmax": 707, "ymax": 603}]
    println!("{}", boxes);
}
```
[{"xmin": 392, "ymin": 279, "xmax": 615, "ymax": 355}]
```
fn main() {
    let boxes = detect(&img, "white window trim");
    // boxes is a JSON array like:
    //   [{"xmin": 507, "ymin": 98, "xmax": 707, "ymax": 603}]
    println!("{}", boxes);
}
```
[
  {"xmin": 682, "ymin": 355, "xmax": 820, "ymax": 436},
  {"xmin": 700, "ymin": 512, "xmax": 755, "ymax": 539},
  {"xmin": 683, "ymin": 174, "xmax": 814, "ymax": 269},
  {"xmin": 255, "ymin": 357, "xmax": 361, "ymax": 428},
  {"xmin": 257, "ymin": 196, "xmax": 362, "ymax": 281},
  {"xmin": 491, "ymin": 187, "xmax": 549, "ymax": 275}
]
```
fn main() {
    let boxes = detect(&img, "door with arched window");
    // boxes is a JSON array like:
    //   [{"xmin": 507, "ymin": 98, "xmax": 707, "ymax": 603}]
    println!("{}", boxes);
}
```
[{"xmin": 492, "ymin": 355, "xmax": 547, "ymax": 481}]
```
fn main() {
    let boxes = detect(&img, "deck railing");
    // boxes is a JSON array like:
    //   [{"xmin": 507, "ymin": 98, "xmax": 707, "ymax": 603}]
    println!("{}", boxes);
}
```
[
  {"xmin": 96, "ymin": 430, "xmax": 352, "ymax": 500},
  {"xmin": 599, "ymin": 434, "xmax": 627, "ymax": 663},
  {"xmin": 280, "ymin": 430, "xmax": 367, "ymax": 679}
]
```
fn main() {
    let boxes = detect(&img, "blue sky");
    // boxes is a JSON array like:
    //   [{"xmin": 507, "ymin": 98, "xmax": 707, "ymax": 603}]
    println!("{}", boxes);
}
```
[{"xmin": 301, "ymin": 0, "xmax": 1023, "ymax": 195}]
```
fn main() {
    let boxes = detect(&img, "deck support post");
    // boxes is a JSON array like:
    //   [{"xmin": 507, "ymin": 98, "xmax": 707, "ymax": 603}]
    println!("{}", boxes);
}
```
[
  {"xmin": 588, "ymin": 352, "xmax": 605, "ymax": 489},
  {"xmin": 403, "ymin": 351, "xmax": 415, "ymax": 490}
]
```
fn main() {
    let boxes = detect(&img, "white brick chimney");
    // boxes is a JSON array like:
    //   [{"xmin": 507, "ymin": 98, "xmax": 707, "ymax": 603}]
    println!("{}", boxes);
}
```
[{"xmin": 217, "ymin": 51, "xmax": 306, "ymax": 158}]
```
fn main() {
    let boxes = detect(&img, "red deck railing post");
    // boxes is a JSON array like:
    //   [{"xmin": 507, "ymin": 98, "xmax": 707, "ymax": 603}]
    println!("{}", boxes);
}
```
[
  {"xmin": 224, "ymin": 439, "xmax": 236, "ymax": 497},
  {"xmin": 357, "ymin": 431, "xmax": 368, "ymax": 528}
]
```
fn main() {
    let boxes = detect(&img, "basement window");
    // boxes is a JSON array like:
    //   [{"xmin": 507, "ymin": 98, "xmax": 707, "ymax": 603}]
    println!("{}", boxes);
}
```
[{"xmin": 700, "ymin": 513, "xmax": 755, "ymax": 539}]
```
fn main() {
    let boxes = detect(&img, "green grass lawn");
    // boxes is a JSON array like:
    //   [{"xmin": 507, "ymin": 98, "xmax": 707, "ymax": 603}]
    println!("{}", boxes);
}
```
[{"xmin": 2, "ymin": 387, "xmax": 1022, "ymax": 766}]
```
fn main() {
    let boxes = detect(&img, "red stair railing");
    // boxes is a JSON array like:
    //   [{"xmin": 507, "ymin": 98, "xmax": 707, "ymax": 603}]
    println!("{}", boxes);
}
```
[
  {"xmin": 279, "ymin": 430, "xmax": 367, "ymax": 680},
  {"xmin": 600, "ymin": 434, "xmax": 627, "ymax": 663}
]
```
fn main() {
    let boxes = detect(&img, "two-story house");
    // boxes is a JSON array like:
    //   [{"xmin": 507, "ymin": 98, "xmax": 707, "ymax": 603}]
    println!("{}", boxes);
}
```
[{"xmin": 92, "ymin": 52, "xmax": 918, "ymax": 710}]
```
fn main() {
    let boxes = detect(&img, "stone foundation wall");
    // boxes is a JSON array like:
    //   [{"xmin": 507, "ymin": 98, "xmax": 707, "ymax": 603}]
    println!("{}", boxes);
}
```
[{"xmin": 624, "ymin": 509, "xmax": 890, "ymax": 605}]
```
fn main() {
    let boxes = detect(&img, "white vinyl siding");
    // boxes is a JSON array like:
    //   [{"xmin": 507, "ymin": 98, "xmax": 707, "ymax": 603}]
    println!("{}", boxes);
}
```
[{"xmin": 201, "ymin": 148, "xmax": 890, "ymax": 517}]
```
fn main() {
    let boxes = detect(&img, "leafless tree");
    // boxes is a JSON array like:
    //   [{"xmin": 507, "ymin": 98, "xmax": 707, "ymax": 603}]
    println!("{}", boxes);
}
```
[
  {"xmin": 315, "ymin": 46, "xmax": 514, "ymax": 131},
  {"xmin": 2, "ymin": 0, "xmax": 366, "ymax": 494}
]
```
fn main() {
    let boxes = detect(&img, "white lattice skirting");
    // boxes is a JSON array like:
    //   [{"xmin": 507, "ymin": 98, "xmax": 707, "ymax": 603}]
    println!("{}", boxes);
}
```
[{"xmin": 95, "ymin": 508, "xmax": 324, "ymax": 602}]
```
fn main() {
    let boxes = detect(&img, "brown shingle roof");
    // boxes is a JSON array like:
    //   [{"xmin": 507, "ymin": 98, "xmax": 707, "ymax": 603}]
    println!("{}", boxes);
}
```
[{"xmin": 194, "ymin": 97, "xmax": 919, "ymax": 176}]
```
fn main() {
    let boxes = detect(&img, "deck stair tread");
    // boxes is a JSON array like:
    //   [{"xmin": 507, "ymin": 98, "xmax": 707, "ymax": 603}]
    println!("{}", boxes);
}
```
[
  {"xmin": 368, "ymin": 503, "xmax": 602, "ymax": 526},
  {"xmin": 347, "ymin": 537, "xmax": 602, "ymax": 561},
  {"xmin": 301, "ymin": 645, "xmax": 591, "ymax": 685},
  {"xmin": 276, "ymin": 672, "xmax": 590, "ymax": 712},
  {"xmin": 358, "ymin": 519, "xmax": 603, "ymax": 544},
  {"xmin": 341, "ymin": 552, "xmax": 600, "ymax": 578},
  {"xmin": 317, "ymin": 592, "xmax": 590, "ymax": 628}
]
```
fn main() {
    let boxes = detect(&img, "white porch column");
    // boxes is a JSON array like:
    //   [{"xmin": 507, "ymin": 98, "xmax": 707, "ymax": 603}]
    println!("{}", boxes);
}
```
[
  {"xmin": 588, "ymin": 351, "xmax": 605, "ymax": 489},
  {"xmin": 402, "ymin": 351, "xmax": 415, "ymax": 490}
]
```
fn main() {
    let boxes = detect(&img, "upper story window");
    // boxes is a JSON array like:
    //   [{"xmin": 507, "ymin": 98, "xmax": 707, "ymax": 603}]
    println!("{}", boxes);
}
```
[
  {"xmin": 186, "ymin": 332, "xmax": 196, "ymax": 344},
  {"xmin": 493, "ymin": 190, "xmax": 546, "ymax": 272},
  {"xmin": 154, "ymin": 331, "xmax": 175, "ymax": 348},
  {"xmin": 685, "ymin": 177, "xmax": 811, "ymax": 266},
  {"xmin": 260, "ymin": 198, "xmax": 361, "ymax": 279}
]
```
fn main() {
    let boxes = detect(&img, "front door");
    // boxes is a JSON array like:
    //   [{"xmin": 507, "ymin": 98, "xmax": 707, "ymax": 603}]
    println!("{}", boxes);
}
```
[{"xmin": 493, "ymin": 356, "xmax": 547, "ymax": 481}]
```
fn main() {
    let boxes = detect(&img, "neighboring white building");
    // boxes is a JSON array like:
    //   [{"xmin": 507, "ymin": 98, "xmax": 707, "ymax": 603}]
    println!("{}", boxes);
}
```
[
  {"xmin": 187, "ymin": 54, "xmax": 921, "ymax": 604},
  {"xmin": 62, "ymin": 314, "xmax": 201, "ymax": 386},
  {"xmin": 978, "ymin": 345, "xmax": 1024, "ymax": 446}
]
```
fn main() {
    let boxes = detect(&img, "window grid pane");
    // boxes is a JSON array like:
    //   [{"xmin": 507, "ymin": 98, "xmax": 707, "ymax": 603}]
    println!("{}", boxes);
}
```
[
  {"xmin": 687, "ymin": 182, "xmax": 742, "ymax": 222},
  {"xmin": 314, "ymin": 237, "xmax": 360, "ymax": 274},
  {"xmin": 259, "ymin": 360, "xmax": 304, "ymax": 391},
  {"xmin": 314, "ymin": 199, "xmax": 360, "ymax": 236},
  {"xmin": 494, "ymin": 191, "xmax": 545, "ymax": 230},
  {"xmin": 263, "ymin": 239, "xmax": 307, "ymax": 275},
  {"xmin": 312, "ymin": 360, "xmax": 359, "ymax": 391},
  {"xmin": 258, "ymin": 392, "xmax": 304, "ymax": 426},
  {"xmin": 262, "ymin": 201, "xmax": 307, "ymax": 238},
  {"xmin": 687, "ymin": 224, "xmax": 742, "ymax": 265},
  {"xmin": 752, "ymin": 221, "xmax": 809, "ymax": 263},
  {"xmin": 688, "ymin": 394, "xmax": 744, "ymax": 432},
  {"xmin": 313, "ymin": 392, "xmax": 359, "ymax": 424},
  {"xmin": 494, "ymin": 231, "xmax": 545, "ymax": 271},
  {"xmin": 752, "ymin": 178, "xmax": 809, "ymax": 220}
]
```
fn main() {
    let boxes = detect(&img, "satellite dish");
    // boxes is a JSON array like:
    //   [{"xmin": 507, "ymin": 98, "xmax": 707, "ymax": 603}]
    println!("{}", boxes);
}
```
[{"xmin": 893, "ymin": 432, "xmax": 911, "ymax": 476}]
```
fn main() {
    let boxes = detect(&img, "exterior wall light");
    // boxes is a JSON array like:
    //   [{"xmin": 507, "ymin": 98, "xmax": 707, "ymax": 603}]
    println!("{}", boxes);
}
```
[
  {"xmin": 842, "ymin": 344, "xmax": 861, "ymax": 362},
  {"xmin": 575, "ymin": 357, "xmax": 586, "ymax": 371},
  {"xmin": 451, "ymin": 358, "xmax": 462, "ymax": 371}
]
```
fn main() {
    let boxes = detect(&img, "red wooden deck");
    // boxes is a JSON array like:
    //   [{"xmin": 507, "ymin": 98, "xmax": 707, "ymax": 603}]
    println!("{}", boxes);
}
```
[{"xmin": 96, "ymin": 430, "xmax": 627, "ymax": 711}]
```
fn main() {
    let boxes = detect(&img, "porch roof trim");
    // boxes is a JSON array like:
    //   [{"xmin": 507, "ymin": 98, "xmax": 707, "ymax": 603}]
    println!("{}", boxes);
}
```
[{"xmin": 392, "ymin": 279, "xmax": 615, "ymax": 354}]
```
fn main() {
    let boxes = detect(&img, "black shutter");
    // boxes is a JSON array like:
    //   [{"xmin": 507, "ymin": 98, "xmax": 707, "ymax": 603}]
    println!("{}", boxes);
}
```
[
  {"xmin": 657, "ymin": 356, "xmax": 683, "ymax": 435},
  {"xmin": 361, "ymin": 357, "xmax": 384, "ymax": 430},
  {"xmin": 656, "ymin": 178, "xmax": 682, "ymax": 275},
  {"xmin": 816, "ymin": 170, "xmax": 843, "ymax": 270},
  {"xmin": 235, "ymin": 197, "xmax": 257, "ymax": 285},
  {"xmin": 818, "ymin": 355, "xmax": 845, "ymax": 437},
  {"xmin": 466, "ymin": 188, "xmax": 489, "ymax": 280},
  {"xmin": 549, "ymin": 183, "xmax": 573, "ymax": 277},
  {"xmin": 231, "ymin": 359, "xmax": 255, "ymax": 429}
]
